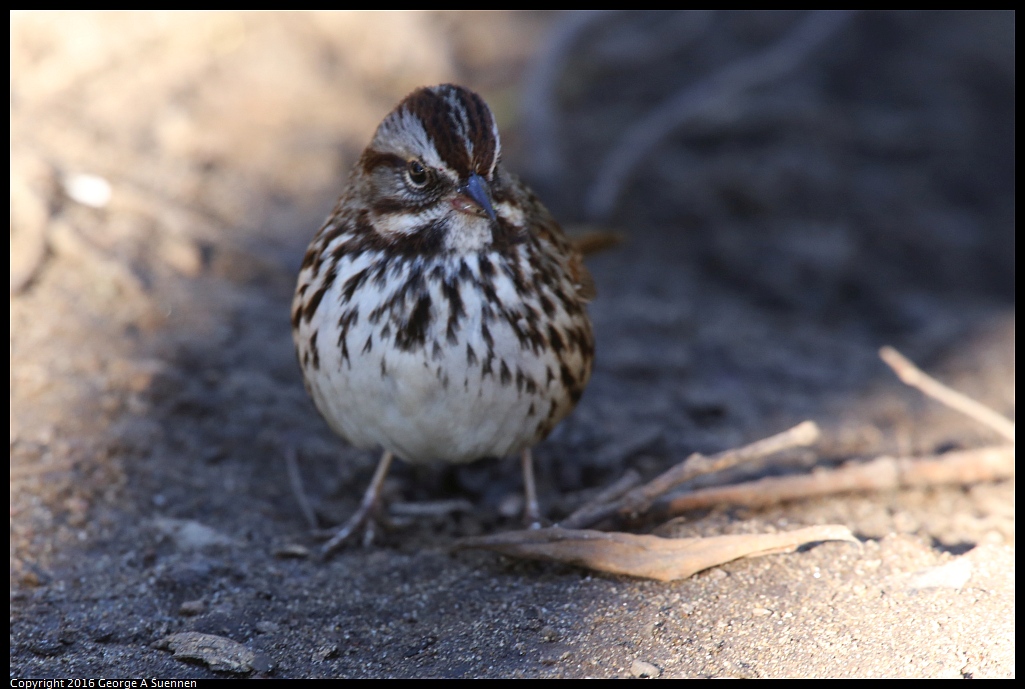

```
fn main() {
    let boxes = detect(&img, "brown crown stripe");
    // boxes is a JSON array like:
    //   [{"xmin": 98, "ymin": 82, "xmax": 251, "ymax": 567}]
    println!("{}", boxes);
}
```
[
  {"xmin": 454, "ymin": 86, "xmax": 497, "ymax": 175},
  {"xmin": 400, "ymin": 85, "xmax": 497, "ymax": 179}
]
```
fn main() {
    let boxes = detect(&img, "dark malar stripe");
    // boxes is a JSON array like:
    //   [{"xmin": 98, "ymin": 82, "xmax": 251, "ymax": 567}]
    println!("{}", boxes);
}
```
[{"xmin": 352, "ymin": 214, "xmax": 448, "ymax": 258}]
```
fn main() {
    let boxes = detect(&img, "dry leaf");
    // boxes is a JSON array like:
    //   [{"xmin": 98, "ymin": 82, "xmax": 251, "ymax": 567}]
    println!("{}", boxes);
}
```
[{"xmin": 456, "ymin": 526, "xmax": 857, "ymax": 582}]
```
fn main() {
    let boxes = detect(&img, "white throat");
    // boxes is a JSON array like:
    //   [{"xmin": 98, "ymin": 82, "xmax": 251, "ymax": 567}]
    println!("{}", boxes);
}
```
[{"xmin": 443, "ymin": 213, "xmax": 493, "ymax": 253}]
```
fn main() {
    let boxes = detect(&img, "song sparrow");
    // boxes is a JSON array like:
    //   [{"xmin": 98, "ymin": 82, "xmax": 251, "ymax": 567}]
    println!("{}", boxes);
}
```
[{"xmin": 292, "ymin": 84, "xmax": 594, "ymax": 553}]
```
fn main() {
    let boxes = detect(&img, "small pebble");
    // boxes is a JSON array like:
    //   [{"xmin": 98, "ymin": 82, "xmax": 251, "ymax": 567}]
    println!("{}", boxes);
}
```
[
  {"xmin": 630, "ymin": 659, "xmax": 661, "ymax": 678},
  {"xmin": 178, "ymin": 599, "xmax": 205, "ymax": 616}
]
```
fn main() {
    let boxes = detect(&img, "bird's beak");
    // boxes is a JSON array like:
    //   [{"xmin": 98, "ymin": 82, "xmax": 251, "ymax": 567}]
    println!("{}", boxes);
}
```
[{"xmin": 453, "ymin": 173, "xmax": 497, "ymax": 222}]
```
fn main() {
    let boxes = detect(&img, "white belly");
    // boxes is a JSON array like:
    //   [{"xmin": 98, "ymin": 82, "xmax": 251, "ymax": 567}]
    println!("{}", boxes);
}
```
[{"xmin": 296, "ymin": 249, "xmax": 589, "ymax": 465}]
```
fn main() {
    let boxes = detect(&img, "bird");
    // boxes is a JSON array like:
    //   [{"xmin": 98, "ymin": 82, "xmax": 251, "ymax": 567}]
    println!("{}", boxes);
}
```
[{"xmin": 291, "ymin": 84, "xmax": 594, "ymax": 553}]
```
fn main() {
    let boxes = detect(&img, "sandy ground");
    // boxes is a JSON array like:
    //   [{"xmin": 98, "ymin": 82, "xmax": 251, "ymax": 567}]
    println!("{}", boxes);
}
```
[{"xmin": 10, "ymin": 11, "xmax": 1014, "ymax": 678}]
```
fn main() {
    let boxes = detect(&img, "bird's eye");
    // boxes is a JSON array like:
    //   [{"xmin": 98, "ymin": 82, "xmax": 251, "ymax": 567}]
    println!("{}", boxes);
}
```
[{"xmin": 406, "ymin": 160, "xmax": 429, "ymax": 188}]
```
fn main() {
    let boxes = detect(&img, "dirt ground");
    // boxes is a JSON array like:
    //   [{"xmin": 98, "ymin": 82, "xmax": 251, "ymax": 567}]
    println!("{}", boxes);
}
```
[{"xmin": 10, "ymin": 11, "xmax": 1014, "ymax": 678}]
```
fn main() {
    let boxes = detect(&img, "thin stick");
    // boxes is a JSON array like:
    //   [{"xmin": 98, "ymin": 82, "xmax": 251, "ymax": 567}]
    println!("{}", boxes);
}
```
[
  {"xmin": 657, "ymin": 444, "xmax": 1014, "ymax": 517},
  {"xmin": 389, "ymin": 499, "xmax": 475, "ymax": 518},
  {"xmin": 621, "ymin": 420, "xmax": 820, "ymax": 516},
  {"xmin": 562, "ymin": 421, "xmax": 820, "ymax": 529},
  {"xmin": 284, "ymin": 446, "xmax": 319, "ymax": 530},
  {"xmin": 561, "ymin": 469, "xmax": 642, "ymax": 529},
  {"xmin": 880, "ymin": 346, "xmax": 1015, "ymax": 442}
]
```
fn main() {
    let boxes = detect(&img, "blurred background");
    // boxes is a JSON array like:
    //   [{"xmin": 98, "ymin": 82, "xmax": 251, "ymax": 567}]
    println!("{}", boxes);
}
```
[{"xmin": 11, "ymin": 11, "xmax": 1014, "ymax": 678}]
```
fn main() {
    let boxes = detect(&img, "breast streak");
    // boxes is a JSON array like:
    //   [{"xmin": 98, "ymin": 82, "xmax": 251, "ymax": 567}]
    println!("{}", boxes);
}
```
[{"xmin": 309, "ymin": 251, "xmax": 564, "ymax": 465}]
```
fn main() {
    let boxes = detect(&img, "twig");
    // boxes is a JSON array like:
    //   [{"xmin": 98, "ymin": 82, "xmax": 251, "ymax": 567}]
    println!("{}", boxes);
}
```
[
  {"xmin": 562, "ymin": 468, "xmax": 642, "ymax": 528},
  {"xmin": 561, "ymin": 420, "xmax": 820, "ymax": 529},
  {"xmin": 389, "ymin": 499, "xmax": 475, "ymax": 518},
  {"xmin": 284, "ymin": 446, "xmax": 319, "ymax": 530},
  {"xmin": 656, "ymin": 444, "xmax": 1014, "ymax": 517},
  {"xmin": 879, "ymin": 346, "xmax": 1015, "ymax": 442},
  {"xmin": 584, "ymin": 10, "xmax": 857, "ymax": 220},
  {"xmin": 620, "ymin": 420, "xmax": 820, "ymax": 515}
]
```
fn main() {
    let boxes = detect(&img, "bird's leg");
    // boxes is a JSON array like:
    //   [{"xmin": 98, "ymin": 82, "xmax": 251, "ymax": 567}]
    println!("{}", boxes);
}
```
[
  {"xmin": 521, "ymin": 447, "xmax": 542, "ymax": 528},
  {"xmin": 321, "ymin": 450, "xmax": 394, "ymax": 555}
]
